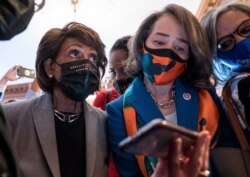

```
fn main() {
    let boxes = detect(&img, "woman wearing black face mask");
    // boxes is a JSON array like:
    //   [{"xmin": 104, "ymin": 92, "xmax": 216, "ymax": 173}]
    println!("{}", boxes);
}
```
[
  {"xmin": 2, "ymin": 22, "xmax": 108, "ymax": 177},
  {"xmin": 109, "ymin": 35, "xmax": 134, "ymax": 95},
  {"xmin": 93, "ymin": 35, "xmax": 134, "ymax": 111},
  {"xmin": 93, "ymin": 35, "xmax": 134, "ymax": 177}
]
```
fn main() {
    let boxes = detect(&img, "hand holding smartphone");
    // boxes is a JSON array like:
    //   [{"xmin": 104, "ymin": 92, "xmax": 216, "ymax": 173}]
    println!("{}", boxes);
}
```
[
  {"xmin": 17, "ymin": 66, "xmax": 36, "ymax": 78},
  {"xmin": 118, "ymin": 119, "xmax": 198, "ymax": 157}
]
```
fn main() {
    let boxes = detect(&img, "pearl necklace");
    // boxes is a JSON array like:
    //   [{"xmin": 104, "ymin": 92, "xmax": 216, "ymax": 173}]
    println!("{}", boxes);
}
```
[{"xmin": 147, "ymin": 88, "xmax": 176, "ymax": 109}]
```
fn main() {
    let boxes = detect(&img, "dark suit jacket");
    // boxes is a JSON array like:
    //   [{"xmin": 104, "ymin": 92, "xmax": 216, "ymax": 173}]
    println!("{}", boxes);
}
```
[
  {"xmin": 0, "ymin": 105, "xmax": 19, "ymax": 177},
  {"xmin": 2, "ymin": 93, "xmax": 108, "ymax": 177}
]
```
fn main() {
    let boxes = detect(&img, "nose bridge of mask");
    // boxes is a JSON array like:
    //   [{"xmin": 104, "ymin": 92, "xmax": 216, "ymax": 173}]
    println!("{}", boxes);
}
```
[
  {"xmin": 143, "ymin": 45, "xmax": 186, "ymax": 63},
  {"xmin": 151, "ymin": 54, "xmax": 172, "ymax": 65},
  {"xmin": 217, "ymin": 37, "xmax": 250, "ymax": 73},
  {"xmin": 217, "ymin": 37, "xmax": 250, "ymax": 59},
  {"xmin": 113, "ymin": 77, "xmax": 133, "ymax": 94}
]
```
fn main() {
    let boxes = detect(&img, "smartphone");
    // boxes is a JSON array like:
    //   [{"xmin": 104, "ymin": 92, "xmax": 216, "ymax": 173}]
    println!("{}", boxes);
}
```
[
  {"xmin": 17, "ymin": 66, "xmax": 36, "ymax": 78},
  {"xmin": 118, "ymin": 119, "xmax": 198, "ymax": 157}
]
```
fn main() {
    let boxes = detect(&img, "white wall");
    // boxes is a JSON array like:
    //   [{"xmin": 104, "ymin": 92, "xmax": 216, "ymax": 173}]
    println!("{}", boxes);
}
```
[{"xmin": 0, "ymin": 0, "xmax": 201, "ymax": 84}]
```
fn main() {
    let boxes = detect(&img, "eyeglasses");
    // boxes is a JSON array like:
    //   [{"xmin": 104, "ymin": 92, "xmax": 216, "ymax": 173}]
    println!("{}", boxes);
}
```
[{"xmin": 217, "ymin": 19, "xmax": 250, "ymax": 52}]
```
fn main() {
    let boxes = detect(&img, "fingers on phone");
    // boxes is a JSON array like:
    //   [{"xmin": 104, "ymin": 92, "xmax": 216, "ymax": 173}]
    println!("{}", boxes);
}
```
[
  {"xmin": 188, "ymin": 131, "xmax": 211, "ymax": 173},
  {"xmin": 13, "ymin": 65, "xmax": 20, "ymax": 71},
  {"xmin": 168, "ymin": 137, "xmax": 182, "ymax": 177}
]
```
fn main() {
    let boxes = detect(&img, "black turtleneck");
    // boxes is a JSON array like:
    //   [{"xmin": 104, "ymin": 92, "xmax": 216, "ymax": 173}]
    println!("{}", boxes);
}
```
[{"xmin": 55, "ymin": 111, "xmax": 86, "ymax": 177}]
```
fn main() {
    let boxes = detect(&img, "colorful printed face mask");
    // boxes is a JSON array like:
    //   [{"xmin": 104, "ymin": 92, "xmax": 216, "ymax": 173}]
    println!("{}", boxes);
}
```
[
  {"xmin": 217, "ymin": 37, "xmax": 250, "ymax": 72},
  {"xmin": 141, "ymin": 45, "xmax": 187, "ymax": 85},
  {"xmin": 56, "ymin": 60, "xmax": 100, "ymax": 102}
]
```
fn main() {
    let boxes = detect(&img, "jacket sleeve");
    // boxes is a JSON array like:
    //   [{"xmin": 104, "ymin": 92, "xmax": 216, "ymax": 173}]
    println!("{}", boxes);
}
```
[
  {"xmin": 93, "ymin": 91, "xmax": 107, "ymax": 110},
  {"xmin": 209, "ymin": 88, "xmax": 240, "ymax": 148},
  {"xmin": 107, "ymin": 96, "xmax": 143, "ymax": 177}
]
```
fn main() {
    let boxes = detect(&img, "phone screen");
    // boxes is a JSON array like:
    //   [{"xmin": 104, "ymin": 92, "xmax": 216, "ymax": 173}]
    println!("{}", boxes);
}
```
[
  {"xmin": 17, "ymin": 67, "xmax": 36, "ymax": 78},
  {"xmin": 118, "ymin": 119, "xmax": 198, "ymax": 157}
]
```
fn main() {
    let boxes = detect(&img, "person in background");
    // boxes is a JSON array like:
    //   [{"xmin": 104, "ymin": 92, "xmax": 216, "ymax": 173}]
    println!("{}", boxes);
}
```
[
  {"xmin": 93, "ymin": 35, "xmax": 133, "ymax": 177},
  {"xmin": 93, "ymin": 82, "xmax": 119, "ymax": 110},
  {"xmin": 200, "ymin": 3, "xmax": 250, "ymax": 177},
  {"xmin": 200, "ymin": 1, "xmax": 250, "ymax": 138},
  {"xmin": 107, "ymin": 3, "xmax": 237, "ymax": 177},
  {"xmin": 0, "ymin": 0, "xmax": 45, "ymax": 177},
  {"xmin": 24, "ymin": 78, "xmax": 43, "ymax": 99},
  {"xmin": 0, "ymin": 65, "xmax": 21, "ymax": 102},
  {"xmin": 0, "ymin": 66, "xmax": 42, "ymax": 103},
  {"xmin": 2, "ymin": 22, "xmax": 108, "ymax": 177},
  {"xmin": 200, "ymin": 2, "xmax": 250, "ymax": 90},
  {"xmin": 93, "ymin": 35, "xmax": 133, "ymax": 111},
  {"xmin": 109, "ymin": 35, "xmax": 134, "ymax": 96}
]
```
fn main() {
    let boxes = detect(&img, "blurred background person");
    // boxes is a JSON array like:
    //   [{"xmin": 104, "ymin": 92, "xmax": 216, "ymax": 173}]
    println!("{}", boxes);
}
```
[
  {"xmin": 93, "ymin": 35, "xmax": 133, "ymax": 177},
  {"xmin": 0, "ymin": 65, "xmax": 21, "ymax": 102},
  {"xmin": 24, "ymin": 78, "xmax": 43, "ymax": 99},
  {"xmin": 109, "ymin": 35, "xmax": 134, "ymax": 96},
  {"xmin": 0, "ymin": 0, "xmax": 45, "ymax": 176},
  {"xmin": 93, "ymin": 35, "xmax": 133, "ymax": 110}
]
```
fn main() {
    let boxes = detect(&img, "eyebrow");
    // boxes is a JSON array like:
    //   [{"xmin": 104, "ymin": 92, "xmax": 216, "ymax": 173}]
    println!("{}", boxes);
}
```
[{"xmin": 155, "ymin": 32, "xmax": 189, "ymax": 44}]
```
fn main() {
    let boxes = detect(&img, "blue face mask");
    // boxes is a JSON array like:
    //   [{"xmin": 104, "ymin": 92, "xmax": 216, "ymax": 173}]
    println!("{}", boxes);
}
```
[{"xmin": 217, "ymin": 37, "xmax": 250, "ymax": 72}]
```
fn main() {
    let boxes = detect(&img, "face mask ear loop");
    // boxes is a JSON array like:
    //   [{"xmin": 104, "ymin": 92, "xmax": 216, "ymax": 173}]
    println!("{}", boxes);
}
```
[{"xmin": 143, "ymin": 42, "xmax": 151, "ymax": 53}]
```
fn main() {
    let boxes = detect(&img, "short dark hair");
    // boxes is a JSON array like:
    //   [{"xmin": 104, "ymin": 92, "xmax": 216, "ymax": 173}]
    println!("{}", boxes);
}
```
[
  {"xmin": 36, "ymin": 22, "xmax": 107, "ymax": 93},
  {"xmin": 110, "ymin": 35, "xmax": 131, "ymax": 53}
]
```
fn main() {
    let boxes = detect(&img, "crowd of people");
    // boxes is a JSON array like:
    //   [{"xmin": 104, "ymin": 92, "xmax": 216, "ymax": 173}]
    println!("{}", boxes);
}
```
[{"xmin": 0, "ymin": 1, "xmax": 250, "ymax": 177}]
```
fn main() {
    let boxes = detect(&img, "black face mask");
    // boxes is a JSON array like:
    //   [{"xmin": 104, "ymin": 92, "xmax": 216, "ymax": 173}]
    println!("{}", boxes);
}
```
[
  {"xmin": 113, "ymin": 77, "xmax": 133, "ymax": 94},
  {"xmin": 56, "ymin": 60, "xmax": 100, "ymax": 102}
]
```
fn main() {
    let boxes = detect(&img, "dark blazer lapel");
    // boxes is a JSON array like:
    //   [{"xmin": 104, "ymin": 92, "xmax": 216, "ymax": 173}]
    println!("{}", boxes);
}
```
[
  {"xmin": 33, "ymin": 94, "xmax": 60, "ymax": 177},
  {"xmin": 175, "ymin": 79, "xmax": 199, "ymax": 130},
  {"xmin": 84, "ymin": 102, "xmax": 97, "ymax": 177},
  {"xmin": 131, "ymin": 78, "xmax": 164, "ymax": 124}
]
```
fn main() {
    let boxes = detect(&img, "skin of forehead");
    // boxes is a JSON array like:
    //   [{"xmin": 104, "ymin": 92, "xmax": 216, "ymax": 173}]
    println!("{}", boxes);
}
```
[
  {"xmin": 56, "ymin": 38, "xmax": 97, "ymax": 62},
  {"xmin": 145, "ymin": 14, "xmax": 189, "ymax": 60},
  {"xmin": 148, "ymin": 14, "xmax": 188, "ymax": 43},
  {"xmin": 216, "ymin": 10, "xmax": 249, "ymax": 40},
  {"xmin": 109, "ymin": 49, "xmax": 127, "ymax": 69}
]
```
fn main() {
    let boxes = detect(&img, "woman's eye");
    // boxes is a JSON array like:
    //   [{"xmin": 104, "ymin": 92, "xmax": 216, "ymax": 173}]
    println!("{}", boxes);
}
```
[
  {"xmin": 176, "ymin": 46, "xmax": 184, "ymax": 52},
  {"xmin": 89, "ymin": 55, "xmax": 98, "ymax": 63},
  {"xmin": 69, "ymin": 49, "xmax": 81, "ymax": 58},
  {"xmin": 153, "ymin": 40, "xmax": 165, "ymax": 46},
  {"xmin": 174, "ymin": 43, "xmax": 189, "ymax": 59}
]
